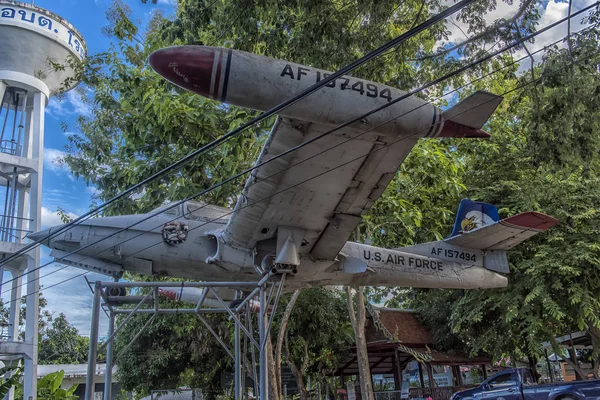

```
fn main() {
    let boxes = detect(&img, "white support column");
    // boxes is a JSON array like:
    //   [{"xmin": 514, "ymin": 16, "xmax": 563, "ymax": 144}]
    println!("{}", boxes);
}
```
[
  {"xmin": 0, "ymin": 81, "xmax": 6, "ymax": 106},
  {"xmin": 22, "ymin": 105, "xmax": 33, "ymax": 161},
  {"xmin": 23, "ymin": 91, "xmax": 45, "ymax": 400},
  {"xmin": 8, "ymin": 267, "xmax": 23, "ymax": 341},
  {"xmin": 5, "ymin": 265, "xmax": 24, "ymax": 400},
  {"xmin": 16, "ymin": 181, "xmax": 30, "ymax": 244}
]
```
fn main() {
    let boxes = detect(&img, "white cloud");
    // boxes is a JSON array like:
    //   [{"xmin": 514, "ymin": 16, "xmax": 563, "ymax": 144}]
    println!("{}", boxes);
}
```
[
  {"xmin": 43, "ymin": 147, "xmax": 76, "ymax": 181},
  {"xmin": 511, "ymin": 0, "xmax": 595, "ymax": 71},
  {"xmin": 437, "ymin": 0, "xmax": 594, "ymax": 61},
  {"xmin": 157, "ymin": 0, "xmax": 176, "ymax": 4},
  {"xmin": 43, "ymin": 148, "xmax": 67, "ymax": 172},
  {"xmin": 86, "ymin": 186, "xmax": 99, "ymax": 196},
  {"xmin": 45, "ymin": 90, "xmax": 92, "ymax": 119},
  {"xmin": 40, "ymin": 206, "xmax": 78, "ymax": 229}
]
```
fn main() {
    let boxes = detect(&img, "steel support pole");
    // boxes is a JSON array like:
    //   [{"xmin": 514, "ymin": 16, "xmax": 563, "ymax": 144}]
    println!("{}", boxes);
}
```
[
  {"xmin": 259, "ymin": 284, "xmax": 268, "ymax": 400},
  {"xmin": 104, "ymin": 311, "xmax": 115, "ymax": 400},
  {"xmin": 235, "ymin": 321, "xmax": 241, "ymax": 400},
  {"xmin": 98, "ymin": 291, "xmax": 153, "ymax": 354},
  {"xmin": 86, "ymin": 282, "xmax": 102, "ymax": 400},
  {"xmin": 23, "ymin": 91, "xmax": 44, "ymax": 400}
]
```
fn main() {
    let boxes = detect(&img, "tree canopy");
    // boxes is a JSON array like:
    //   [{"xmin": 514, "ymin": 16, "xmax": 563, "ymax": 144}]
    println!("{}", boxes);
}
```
[{"xmin": 51, "ymin": 0, "xmax": 600, "ymax": 394}]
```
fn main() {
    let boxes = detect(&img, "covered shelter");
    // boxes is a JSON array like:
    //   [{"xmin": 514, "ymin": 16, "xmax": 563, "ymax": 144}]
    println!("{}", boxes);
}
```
[{"xmin": 334, "ymin": 306, "xmax": 491, "ymax": 400}]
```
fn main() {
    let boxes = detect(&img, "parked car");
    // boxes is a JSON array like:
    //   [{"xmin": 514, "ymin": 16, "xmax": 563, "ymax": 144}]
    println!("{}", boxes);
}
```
[{"xmin": 450, "ymin": 368, "xmax": 600, "ymax": 400}]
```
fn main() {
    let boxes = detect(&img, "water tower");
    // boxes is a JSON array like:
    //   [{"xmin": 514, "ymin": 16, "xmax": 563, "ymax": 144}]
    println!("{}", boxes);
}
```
[{"xmin": 0, "ymin": 1, "xmax": 86, "ymax": 399}]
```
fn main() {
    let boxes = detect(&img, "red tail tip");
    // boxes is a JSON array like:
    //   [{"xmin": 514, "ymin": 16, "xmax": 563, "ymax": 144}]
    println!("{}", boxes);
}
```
[
  {"xmin": 438, "ymin": 120, "xmax": 491, "ymax": 138},
  {"xmin": 158, "ymin": 288, "xmax": 178, "ymax": 300}
]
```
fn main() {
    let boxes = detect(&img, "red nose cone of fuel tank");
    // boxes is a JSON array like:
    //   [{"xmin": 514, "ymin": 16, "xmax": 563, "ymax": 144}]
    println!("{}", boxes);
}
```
[{"xmin": 149, "ymin": 46, "xmax": 216, "ymax": 98}]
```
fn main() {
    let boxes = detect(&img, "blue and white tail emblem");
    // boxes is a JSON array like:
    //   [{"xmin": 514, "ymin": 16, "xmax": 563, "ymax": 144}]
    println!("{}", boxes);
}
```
[{"xmin": 450, "ymin": 198, "xmax": 499, "ymax": 237}]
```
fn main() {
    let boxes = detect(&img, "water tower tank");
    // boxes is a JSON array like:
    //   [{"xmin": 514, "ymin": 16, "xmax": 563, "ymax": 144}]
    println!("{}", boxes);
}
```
[
  {"xmin": 0, "ymin": 2, "xmax": 86, "ymax": 400},
  {"xmin": 0, "ymin": 0, "xmax": 86, "ymax": 96}
]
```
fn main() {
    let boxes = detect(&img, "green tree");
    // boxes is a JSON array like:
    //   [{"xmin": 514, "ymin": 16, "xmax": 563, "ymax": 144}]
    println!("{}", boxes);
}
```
[
  {"xmin": 38, "ymin": 313, "xmax": 89, "ymax": 365},
  {"xmin": 114, "ymin": 304, "xmax": 231, "ymax": 396},
  {"xmin": 14, "ymin": 370, "xmax": 78, "ymax": 400},
  {"xmin": 277, "ymin": 288, "xmax": 351, "ymax": 400},
  {"xmin": 55, "ymin": 0, "xmax": 547, "ymax": 395},
  {"xmin": 405, "ymin": 26, "xmax": 600, "ymax": 378}
]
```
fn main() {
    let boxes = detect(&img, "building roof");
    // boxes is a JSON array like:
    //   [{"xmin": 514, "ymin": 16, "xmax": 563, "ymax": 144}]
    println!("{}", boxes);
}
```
[
  {"xmin": 37, "ymin": 364, "xmax": 117, "ymax": 379},
  {"xmin": 333, "ymin": 306, "xmax": 491, "ymax": 376},
  {"xmin": 370, "ymin": 307, "xmax": 434, "ymax": 346}
]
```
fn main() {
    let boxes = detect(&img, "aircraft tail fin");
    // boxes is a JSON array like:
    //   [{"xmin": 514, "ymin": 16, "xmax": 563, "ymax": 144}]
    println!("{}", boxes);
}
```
[
  {"xmin": 449, "ymin": 198, "xmax": 499, "ymax": 237},
  {"xmin": 400, "ymin": 199, "xmax": 558, "ymax": 274},
  {"xmin": 442, "ymin": 91, "xmax": 503, "ymax": 130},
  {"xmin": 445, "ymin": 208, "xmax": 559, "ymax": 251}
]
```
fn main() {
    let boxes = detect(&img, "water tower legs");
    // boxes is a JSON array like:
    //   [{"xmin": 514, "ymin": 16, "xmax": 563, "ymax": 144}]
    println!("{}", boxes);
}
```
[{"xmin": 0, "ymin": 88, "xmax": 45, "ymax": 400}]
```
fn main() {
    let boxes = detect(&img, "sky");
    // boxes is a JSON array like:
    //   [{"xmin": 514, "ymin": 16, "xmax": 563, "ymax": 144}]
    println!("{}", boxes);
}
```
[
  {"xmin": 0, "ymin": 0, "xmax": 176, "ymax": 337},
  {"xmin": 0, "ymin": 0, "xmax": 595, "ymax": 339}
]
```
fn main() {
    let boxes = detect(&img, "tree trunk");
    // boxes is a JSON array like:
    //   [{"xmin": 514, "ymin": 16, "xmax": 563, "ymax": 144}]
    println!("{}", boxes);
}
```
[
  {"xmin": 527, "ymin": 355, "xmax": 539, "ymax": 380},
  {"xmin": 588, "ymin": 326, "xmax": 600, "ymax": 378},
  {"xmin": 276, "ymin": 290, "xmax": 301, "ymax": 396},
  {"xmin": 267, "ymin": 335, "xmax": 281, "ymax": 400},
  {"xmin": 284, "ymin": 334, "xmax": 308, "ymax": 400},
  {"xmin": 550, "ymin": 340, "xmax": 587, "ymax": 381},
  {"xmin": 346, "ymin": 286, "xmax": 374, "ymax": 400},
  {"xmin": 568, "ymin": 346, "xmax": 587, "ymax": 380}
]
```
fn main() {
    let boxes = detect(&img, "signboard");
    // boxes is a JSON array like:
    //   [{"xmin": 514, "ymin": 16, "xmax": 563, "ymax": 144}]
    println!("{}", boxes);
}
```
[
  {"xmin": 346, "ymin": 382, "xmax": 356, "ymax": 400},
  {"xmin": 401, "ymin": 373, "xmax": 411, "ymax": 399},
  {"xmin": 0, "ymin": 4, "xmax": 86, "ymax": 58}
]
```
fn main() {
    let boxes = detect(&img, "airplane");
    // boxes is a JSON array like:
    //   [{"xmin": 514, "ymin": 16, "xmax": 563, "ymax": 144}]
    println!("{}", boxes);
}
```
[{"xmin": 28, "ymin": 46, "xmax": 559, "ymax": 294}]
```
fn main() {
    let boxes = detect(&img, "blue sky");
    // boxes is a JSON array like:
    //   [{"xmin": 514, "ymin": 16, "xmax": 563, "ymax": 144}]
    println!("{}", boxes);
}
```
[
  {"xmin": 1, "ymin": 0, "xmax": 175, "ymax": 337},
  {"xmin": 1, "ymin": 0, "xmax": 593, "ymax": 338}
]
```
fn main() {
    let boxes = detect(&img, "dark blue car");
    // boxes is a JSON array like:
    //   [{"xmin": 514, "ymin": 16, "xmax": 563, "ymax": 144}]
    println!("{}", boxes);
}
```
[{"xmin": 451, "ymin": 368, "xmax": 600, "ymax": 400}]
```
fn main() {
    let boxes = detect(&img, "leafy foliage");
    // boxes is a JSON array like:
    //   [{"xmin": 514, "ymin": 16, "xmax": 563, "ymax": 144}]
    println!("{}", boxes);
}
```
[
  {"xmin": 14, "ymin": 371, "xmax": 79, "ymax": 400},
  {"xmin": 54, "ymin": 0, "xmax": 599, "ymax": 392},
  {"xmin": 401, "ymin": 27, "xmax": 600, "ymax": 373},
  {"xmin": 279, "ymin": 288, "xmax": 352, "ymax": 380},
  {"xmin": 39, "ymin": 313, "xmax": 90, "ymax": 365}
]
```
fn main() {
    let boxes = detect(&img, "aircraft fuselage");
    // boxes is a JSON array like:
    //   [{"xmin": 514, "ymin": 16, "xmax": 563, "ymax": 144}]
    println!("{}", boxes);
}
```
[{"xmin": 32, "ymin": 202, "xmax": 508, "ymax": 290}]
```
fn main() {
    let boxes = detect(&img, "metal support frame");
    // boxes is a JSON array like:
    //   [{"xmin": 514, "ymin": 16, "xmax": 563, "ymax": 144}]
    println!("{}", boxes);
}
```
[{"xmin": 85, "ymin": 275, "xmax": 288, "ymax": 400}]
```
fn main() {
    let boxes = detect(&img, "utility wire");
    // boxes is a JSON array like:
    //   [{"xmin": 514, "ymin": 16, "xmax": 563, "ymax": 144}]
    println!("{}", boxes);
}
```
[
  {"xmin": 0, "ymin": 0, "xmax": 477, "ymax": 268},
  {"xmin": 7, "ymin": 36, "xmax": 600, "ymax": 308},
  {"xmin": 2, "ymin": 5, "xmax": 596, "ymax": 294}
]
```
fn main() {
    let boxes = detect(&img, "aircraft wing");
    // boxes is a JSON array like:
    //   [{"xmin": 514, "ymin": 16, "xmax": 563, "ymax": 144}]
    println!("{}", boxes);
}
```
[{"xmin": 221, "ymin": 117, "xmax": 418, "ymax": 260}]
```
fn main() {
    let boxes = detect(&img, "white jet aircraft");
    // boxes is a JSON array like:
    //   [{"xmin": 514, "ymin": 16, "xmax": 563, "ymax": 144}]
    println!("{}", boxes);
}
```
[{"xmin": 29, "ymin": 46, "xmax": 559, "ymax": 294}]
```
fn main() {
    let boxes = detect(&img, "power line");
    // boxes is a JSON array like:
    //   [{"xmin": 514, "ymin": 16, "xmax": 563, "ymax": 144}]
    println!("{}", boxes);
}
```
[
  {"xmin": 2, "ymin": 4, "xmax": 596, "ymax": 295},
  {"xmin": 7, "ymin": 40, "xmax": 600, "ymax": 308},
  {"xmin": 0, "ymin": 0, "xmax": 477, "ymax": 268}
]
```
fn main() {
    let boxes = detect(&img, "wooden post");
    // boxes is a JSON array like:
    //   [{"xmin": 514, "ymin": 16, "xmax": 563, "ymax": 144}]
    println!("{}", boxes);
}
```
[
  {"xmin": 455, "ymin": 366, "xmax": 463, "ymax": 386},
  {"xmin": 544, "ymin": 350, "xmax": 554, "ymax": 382},
  {"xmin": 482, "ymin": 364, "xmax": 488, "ymax": 380},
  {"xmin": 418, "ymin": 363, "xmax": 425, "ymax": 388},
  {"xmin": 392, "ymin": 351, "xmax": 401, "ymax": 391},
  {"xmin": 426, "ymin": 363, "xmax": 435, "ymax": 392}
]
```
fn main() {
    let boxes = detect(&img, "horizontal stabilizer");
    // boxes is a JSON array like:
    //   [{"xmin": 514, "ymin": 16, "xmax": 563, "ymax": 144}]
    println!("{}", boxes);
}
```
[
  {"xmin": 443, "ymin": 91, "xmax": 503, "ymax": 130},
  {"xmin": 445, "ymin": 212, "xmax": 559, "ymax": 251}
]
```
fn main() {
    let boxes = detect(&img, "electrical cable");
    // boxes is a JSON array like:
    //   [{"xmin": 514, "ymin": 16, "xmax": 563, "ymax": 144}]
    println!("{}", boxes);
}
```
[
  {"xmin": 2, "ymin": 5, "xmax": 596, "ymax": 295},
  {"xmin": 0, "ymin": 0, "xmax": 477, "ymax": 268},
  {"xmin": 7, "ymin": 41, "xmax": 600, "ymax": 308}
]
